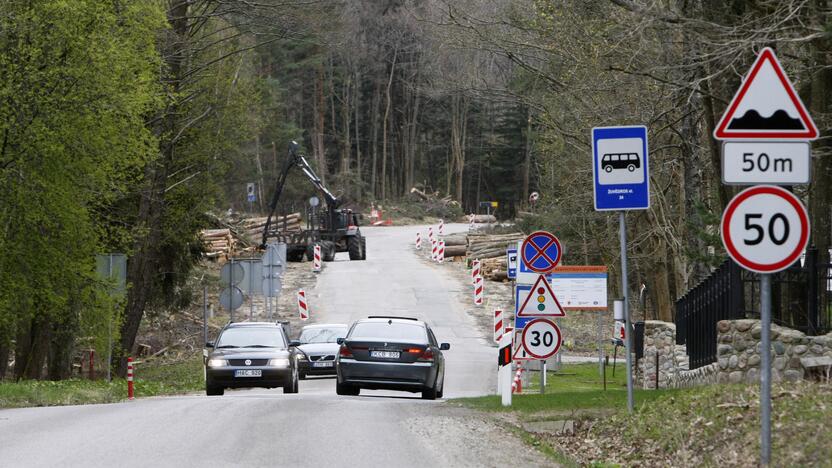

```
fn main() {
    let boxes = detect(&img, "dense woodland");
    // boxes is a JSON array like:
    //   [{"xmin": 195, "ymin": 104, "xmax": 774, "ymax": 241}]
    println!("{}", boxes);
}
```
[{"xmin": 0, "ymin": 0, "xmax": 829, "ymax": 380}]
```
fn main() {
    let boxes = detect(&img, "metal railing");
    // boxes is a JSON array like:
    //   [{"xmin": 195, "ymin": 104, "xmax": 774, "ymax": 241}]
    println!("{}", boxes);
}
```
[{"xmin": 675, "ymin": 248, "xmax": 830, "ymax": 369}]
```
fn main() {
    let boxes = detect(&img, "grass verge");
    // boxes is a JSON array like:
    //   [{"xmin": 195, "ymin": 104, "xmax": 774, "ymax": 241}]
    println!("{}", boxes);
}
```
[
  {"xmin": 0, "ymin": 354, "xmax": 204, "ymax": 409},
  {"xmin": 452, "ymin": 363, "xmax": 832, "ymax": 466}
]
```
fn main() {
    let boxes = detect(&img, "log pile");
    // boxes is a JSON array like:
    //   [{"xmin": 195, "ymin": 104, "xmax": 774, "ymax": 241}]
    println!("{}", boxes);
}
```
[
  {"xmin": 409, "ymin": 187, "xmax": 459, "ymax": 207},
  {"xmin": 480, "ymin": 256, "xmax": 508, "ymax": 281},
  {"xmin": 201, "ymin": 229, "xmax": 234, "ymax": 257},
  {"xmin": 466, "ymin": 232, "xmax": 525, "ymax": 259},
  {"xmin": 238, "ymin": 213, "xmax": 301, "ymax": 241}
]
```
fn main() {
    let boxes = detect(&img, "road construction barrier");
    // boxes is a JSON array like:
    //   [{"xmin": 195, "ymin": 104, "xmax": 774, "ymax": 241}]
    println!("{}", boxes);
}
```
[
  {"xmin": 298, "ymin": 289, "xmax": 309, "ymax": 321},
  {"xmin": 438, "ymin": 219, "xmax": 444, "ymax": 235},
  {"xmin": 127, "ymin": 357, "xmax": 134, "ymax": 400},
  {"xmin": 494, "ymin": 309, "xmax": 503, "ymax": 343},
  {"xmin": 438, "ymin": 240, "xmax": 445, "ymax": 263},
  {"xmin": 474, "ymin": 275, "xmax": 483, "ymax": 306},
  {"xmin": 313, "ymin": 244, "xmax": 321, "ymax": 273},
  {"xmin": 512, "ymin": 364, "xmax": 524, "ymax": 393},
  {"xmin": 431, "ymin": 239, "xmax": 438, "ymax": 262},
  {"xmin": 428, "ymin": 226, "xmax": 434, "ymax": 241},
  {"xmin": 471, "ymin": 259, "xmax": 481, "ymax": 284},
  {"xmin": 415, "ymin": 232, "xmax": 421, "ymax": 250}
]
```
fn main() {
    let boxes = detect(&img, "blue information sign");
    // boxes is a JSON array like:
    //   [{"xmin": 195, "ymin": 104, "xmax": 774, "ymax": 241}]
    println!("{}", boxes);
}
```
[
  {"xmin": 506, "ymin": 247, "xmax": 517, "ymax": 280},
  {"xmin": 514, "ymin": 284, "xmax": 533, "ymax": 329},
  {"xmin": 592, "ymin": 126, "xmax": 650, "ymax": 211}
]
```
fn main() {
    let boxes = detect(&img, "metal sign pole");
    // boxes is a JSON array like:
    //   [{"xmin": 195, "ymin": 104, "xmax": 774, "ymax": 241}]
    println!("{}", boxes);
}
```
[
  {"xmin": 598, "ymin": 310, "xmax": 604, "ymax": 379},
  {"xmin": 760, "ymin": 273, "xmax": 772, "ymax": 466},
  {"xmin": 107, "ymin": 255, "xmax": 112, "ymax": 382},
  {"xmin": 249, "ymin": 262, "xmax": 254, "ymax": 319},
  {"xmin": 619, "ymin": 211, "xmax": 634, "ymax": 413},
  {"xmin": 540, "ymin": 360, "xmax": 546, "ymax": 394},
  {"xmin": 229, "ymin": 256, "xmax": 234, "ymax": 322},
  {"xmin": 203, "ymin": 286, "xmax": 208, "ymax": 346}
]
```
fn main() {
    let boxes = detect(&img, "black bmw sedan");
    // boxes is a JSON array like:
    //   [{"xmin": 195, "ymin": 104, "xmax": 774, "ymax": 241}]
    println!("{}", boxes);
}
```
[
  {"xmin": 204, "ymin": 322, "xmax": 300, "ymax": 396},
  {"xmin": 335, "ymin": 316, "xmax": 449, "ymax": 400}
]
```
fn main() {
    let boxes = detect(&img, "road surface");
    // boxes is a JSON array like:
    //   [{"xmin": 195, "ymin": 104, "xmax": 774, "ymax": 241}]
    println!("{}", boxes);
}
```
[{"xmin": 0, "ymin": 225, "xmax": 551, "ymax": 467}]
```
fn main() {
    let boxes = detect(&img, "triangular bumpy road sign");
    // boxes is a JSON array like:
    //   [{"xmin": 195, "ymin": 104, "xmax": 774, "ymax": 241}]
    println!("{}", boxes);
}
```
[
  {"xmin": 517, "ymin": 274, "xmax": 565, "ymax": 317},
  {"xmin": 714, "ymin": 47, "xmax": 817, "ymax": 140}
]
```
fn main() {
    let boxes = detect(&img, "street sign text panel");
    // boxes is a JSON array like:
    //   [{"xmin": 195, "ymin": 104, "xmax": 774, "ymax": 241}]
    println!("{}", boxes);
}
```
[{"xmin": 722, "ymin": 141, "xmax": 810, "ymax": 185}]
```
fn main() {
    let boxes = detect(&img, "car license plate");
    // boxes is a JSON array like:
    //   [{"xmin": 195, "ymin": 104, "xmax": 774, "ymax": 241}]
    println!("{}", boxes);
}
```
[
  {"xmin": 312, "ymin": 362, "xmax": 333, "ymax": 368},
  {"xmin": 234, "ymin": 369, "xmax": 262, "ymax": 377},
  {"xmin": 370, "ymin": 351, "xmax": 400, "ymax": 359}
]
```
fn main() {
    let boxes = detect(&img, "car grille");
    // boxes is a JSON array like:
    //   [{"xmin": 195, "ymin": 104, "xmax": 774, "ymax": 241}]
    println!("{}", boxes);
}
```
[
  {"xmin": 228, "ymin": 359, "xmax": 269, "ymax": 366},
  {"xmin": 309, "ymin": 355, "xmax": 335, "ymax": 362}
]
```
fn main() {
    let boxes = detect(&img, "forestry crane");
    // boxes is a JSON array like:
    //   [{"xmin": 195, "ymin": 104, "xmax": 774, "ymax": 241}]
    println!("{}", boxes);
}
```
[{"xmin": 261, "ymin": 141, "xmax": 366, "ymax": 262}]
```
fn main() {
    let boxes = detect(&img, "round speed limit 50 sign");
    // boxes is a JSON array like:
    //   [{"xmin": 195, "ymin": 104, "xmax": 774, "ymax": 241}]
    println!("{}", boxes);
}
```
[
  {"xmin": 521, "ymin": 318, "xmax": 562, "ymax": 360},
  {"xmin": 721, "ymin": 185, "xmax": 809, "ymax": 273}
]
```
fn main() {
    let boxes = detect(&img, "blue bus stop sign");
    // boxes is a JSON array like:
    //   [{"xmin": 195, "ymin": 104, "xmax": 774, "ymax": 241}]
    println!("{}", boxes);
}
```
[
  {"xmin": 520, "ymin": 231, "xmax": 561, "ymax": 273},
  {"xmin": 592, "ymin": 126, "xmax": 650, "ymax": 211}
]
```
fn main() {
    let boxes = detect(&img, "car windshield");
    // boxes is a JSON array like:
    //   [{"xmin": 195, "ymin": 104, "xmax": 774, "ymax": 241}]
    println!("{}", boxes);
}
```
[
  {"xmin": 349, "ymin": 322, "xmax": 427, "ymax": 342},
  {"xmin": 216, "ymin": 328, "xmax": 286, "ymax": 348},
  {"xmin": 299, "ymin": 326, "xmax": 348, "ymax": 344}
]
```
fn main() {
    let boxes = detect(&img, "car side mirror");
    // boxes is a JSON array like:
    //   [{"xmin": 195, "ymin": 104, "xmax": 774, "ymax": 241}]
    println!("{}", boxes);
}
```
[
  {"xmin": 336, "ymin": 337, "xmax": 345, "ymax": 345},
  {"xmin": 289, "ymin": 340, "xmax": 301, "ymax": 347},
  {"xmin": 205, "ymin": 341, "xmax": 215, "ymax": 348},
  {"xmin": 439, "ymin": 343, "xmax": 450, "ymax": 351}
]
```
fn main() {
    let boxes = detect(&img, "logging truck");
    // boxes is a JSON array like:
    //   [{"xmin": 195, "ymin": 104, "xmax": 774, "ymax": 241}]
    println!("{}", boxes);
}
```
[{"xmin": 261, "ymin": 142, "xmax": 366, "ymax": 262}]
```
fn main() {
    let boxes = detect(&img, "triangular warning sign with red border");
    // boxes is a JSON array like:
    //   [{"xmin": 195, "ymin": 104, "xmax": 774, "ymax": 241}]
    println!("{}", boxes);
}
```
[
  {"xmin": 714, "ymin": 47, "xmax": 817, "ymax": 140},
  {"xmin": 517, "ymin": 274, "xmax": 565, "ymax": 317},
  {"xmin": 512, "ymin": 329, "xmax": 533, "ymax": 360}
]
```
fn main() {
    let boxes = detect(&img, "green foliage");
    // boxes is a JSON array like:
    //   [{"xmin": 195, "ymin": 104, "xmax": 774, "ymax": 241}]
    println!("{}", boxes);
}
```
[
  {"xmin": 0, "ymin": 355, "xmax": 204, "ymax": 408},
  {"xmin": 0, "ymin": 0, "xmax": 164, "ymax": 373}
]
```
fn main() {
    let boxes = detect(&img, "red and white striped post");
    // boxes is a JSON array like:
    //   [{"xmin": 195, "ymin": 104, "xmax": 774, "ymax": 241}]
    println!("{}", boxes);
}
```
[
  {"xmin": 312, "ymin": 244, "xmax": 322, "ymax": 273},
  {"xmin": 298, "ymin": 289, "xmax": 309, "ymax": 321},
  {"xmin": 431, "ymin": 239, "xmax": 438, "ymax": 262},
  {"xmin": 471, "ymin": 259, "xmax": 481, "ymax": 285},
  {"xmin": 512, "ymin": 364, "xmax": 523, "ymax": 393},
  {"xmin": 438, "ymin": 219, "xmax": 445, "ymax": 235},
  {"xmin": 437, "ymin": 240, "xmax": 445, "ymax": 263},
  {"xmin": 493, "ymin": 309, "xmax": 503, "ymax": 343},
  {"xmin": 474, "ymin": 275, "xmax": 483, "ymax": 306},
  {"xmin": 428, "ymin": 226, "xmax": 434, "ymax": 241},
  {"xmin": 127, "ymin": 357, "xmax": 134, "ymax": 400},
  {"xmin": 415, "ymin": 232, "xmax": 422, "ymax": 250}
]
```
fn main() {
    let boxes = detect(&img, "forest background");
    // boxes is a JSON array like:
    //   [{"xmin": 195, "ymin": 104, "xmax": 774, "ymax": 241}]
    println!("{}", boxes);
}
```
[{"xmin": 0, "ymin": 0, "xmax": 829, "ymax": 380}]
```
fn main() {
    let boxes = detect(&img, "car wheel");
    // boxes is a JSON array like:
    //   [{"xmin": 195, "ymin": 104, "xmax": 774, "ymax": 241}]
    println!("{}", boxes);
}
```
[
  {"xmin": 628, "ymin": 164, "xmax": 636, "ymax": 172},
  {"xmin": 421, "ymin": 384, "xmax": 438, "ymax": 400},
  {"xmin": 604, "ymin": 165, "xmax": 612, "ymax": 173},
  {"xmin": 436, "ymin": 378, "xmax": 444, "ymax": 399},
  {"xmin": 284, "ymin": 368, "xmax": 299, "ymax": 394},
  {"xmin": 206, "ymin": 384, "xmax": 224, "ymax": 396},
  {"xmin": 360, "ymin": 237, "xmax": 367, "ymax": 260}
]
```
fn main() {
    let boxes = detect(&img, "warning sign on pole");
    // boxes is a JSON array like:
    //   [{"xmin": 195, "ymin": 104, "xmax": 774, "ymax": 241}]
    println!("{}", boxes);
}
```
[{"xmin": 516, "ymin": 274, "xmax": 565, "ymax": 318}]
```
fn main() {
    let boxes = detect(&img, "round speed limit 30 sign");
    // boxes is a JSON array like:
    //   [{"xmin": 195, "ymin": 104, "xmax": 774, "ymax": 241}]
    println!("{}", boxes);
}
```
[
  {"xmin": 721, "ymin": 185, "xmax": 810, "ymax": 273},
  {"xmin": 521, "ymin": 318, "xmax": 562, "ymax": 360}
]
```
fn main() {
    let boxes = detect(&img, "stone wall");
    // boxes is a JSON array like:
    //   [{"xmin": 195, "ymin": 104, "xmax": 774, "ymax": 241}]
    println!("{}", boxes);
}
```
[
  {"xmin": 635, "ymin": 319, "xmax": 832, "ymax": 388},
  {"xmin": 717, "ymin": 319, "xmax": 832, "ymax": 384}
]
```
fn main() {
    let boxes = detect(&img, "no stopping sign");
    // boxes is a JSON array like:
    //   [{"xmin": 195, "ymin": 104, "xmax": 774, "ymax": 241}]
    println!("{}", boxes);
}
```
[
  {"xmin": 521, "ymin": 318, "xmax": 562, "ymax": 359},
  {"xmin": 721, "ymin": 185, "xmax": 810, "ymax": 274}
]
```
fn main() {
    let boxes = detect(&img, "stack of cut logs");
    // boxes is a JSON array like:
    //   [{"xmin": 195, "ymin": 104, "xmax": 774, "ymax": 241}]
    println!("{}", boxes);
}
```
[
  {"xmin": 201, "ymin": 229, "xmax": 234, "ymax": 258},
  {"xmin": 238, "ymin": 213, "xmax": 301, "ymax": 242},
  {"xmin": 440, "ymin": 231, "xmax": 525, "ymax": 282}
]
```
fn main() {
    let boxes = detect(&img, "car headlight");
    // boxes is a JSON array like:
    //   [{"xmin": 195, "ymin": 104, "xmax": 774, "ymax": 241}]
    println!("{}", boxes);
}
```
[
  {"xmin": 269, "ymin": 358, "xmax": 290, "ymax": 367},
  {"xmin": 207, "ymin": 359, "xmax": 227, "ymax": 367},
  {"xmin": 296, "ymin": 352, "xmax": 308, "ymax": 361}
]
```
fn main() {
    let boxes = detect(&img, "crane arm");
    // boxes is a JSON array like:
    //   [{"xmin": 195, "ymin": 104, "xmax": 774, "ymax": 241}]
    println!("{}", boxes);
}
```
[{"xmin": 260, "ymin": 141, "xmax": 340, "ymax": 247}]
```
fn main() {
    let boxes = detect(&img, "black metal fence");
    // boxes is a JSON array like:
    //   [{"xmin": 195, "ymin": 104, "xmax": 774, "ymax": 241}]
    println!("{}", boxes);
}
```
[{"xmin": 675, "ymin": 248, "xmax": 831, "ymax": 369}]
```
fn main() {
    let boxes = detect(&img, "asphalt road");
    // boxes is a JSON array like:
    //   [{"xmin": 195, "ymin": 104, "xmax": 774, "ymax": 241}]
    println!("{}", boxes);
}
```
[{"xmin": 0, "ymin": 224, "xmax": 550, "ymax": 467}]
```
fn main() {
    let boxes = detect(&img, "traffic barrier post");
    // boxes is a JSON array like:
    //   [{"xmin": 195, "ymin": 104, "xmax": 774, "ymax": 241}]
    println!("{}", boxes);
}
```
[
  {"xmin": 438, "ymin": 219, "xmax": 444, "ymax": 235},
  {"xmin": 313, "ymin": 244, "xmax": 321, "ymax": 273},
  {"xmin": 471, "ymin": 259, "xmax": 481, "ymax": 284},
  {"xmin": 415, "ymin": 232, "xmax": 421, "ymax": 250},
  {"xmin": 494, "ymin": 309, "xmax": 503, "ymax": 343},
  {"xmin": 298, "ymin": 289, "xmax": 309, "ymax": 321},
  {"xmin": 127, "ymin": 357, "xmax": 134, "ymax": 400},
  {"xmin": 474, "ymin": 275, "xmax": 483, "ymax": 306},
  {"xmin": 438, "ymin": 240, "xmax": 445, "ymax": 263}
]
